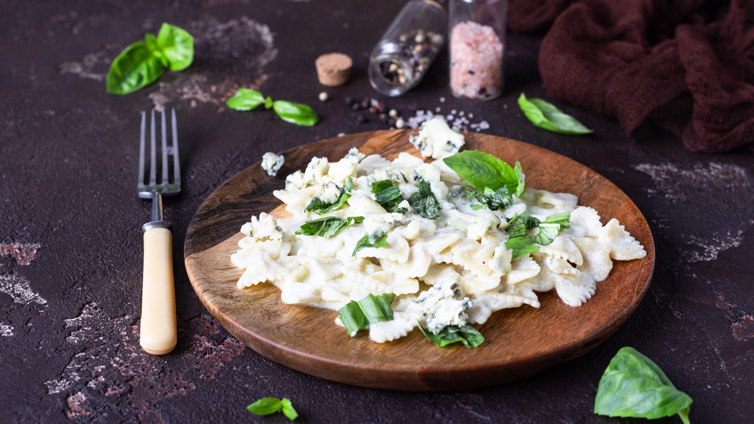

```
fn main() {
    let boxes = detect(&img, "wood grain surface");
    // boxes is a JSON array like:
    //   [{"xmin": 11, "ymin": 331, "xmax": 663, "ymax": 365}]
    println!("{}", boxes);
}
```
[{"xmin": 184, "ymin": 130, "xmax": 655, "ymax": 391}]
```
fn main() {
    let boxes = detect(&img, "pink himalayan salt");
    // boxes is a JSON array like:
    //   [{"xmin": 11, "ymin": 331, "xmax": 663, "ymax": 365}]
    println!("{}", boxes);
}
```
[{"xmin": 449, "ymin": 21, "xmax": 504, "ymax": 100}]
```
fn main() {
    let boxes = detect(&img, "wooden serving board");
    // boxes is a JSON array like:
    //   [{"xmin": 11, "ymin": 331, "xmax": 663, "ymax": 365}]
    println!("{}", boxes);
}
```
[{"xmin": 184, "ymin": 130, "xmax": 655, "ymax": 391}]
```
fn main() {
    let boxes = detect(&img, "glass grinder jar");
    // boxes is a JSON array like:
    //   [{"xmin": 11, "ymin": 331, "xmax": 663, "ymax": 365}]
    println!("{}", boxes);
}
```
[{"xmin": 368, "ymin": 0, "xmax": 448, "ymax": 96}]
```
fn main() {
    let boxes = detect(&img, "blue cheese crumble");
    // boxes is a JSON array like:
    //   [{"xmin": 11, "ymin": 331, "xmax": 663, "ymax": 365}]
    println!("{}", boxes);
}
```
[
  {"xmin": 416, "ymin": 280, "xmax": 472, "ymax": 334},
  {"xmin": 261, "ymin": 152, "xmax": 285, "ymax": 177},
  {"xmin": 409, "ymin": 118, "xmax": 465, "ymax": 159}
]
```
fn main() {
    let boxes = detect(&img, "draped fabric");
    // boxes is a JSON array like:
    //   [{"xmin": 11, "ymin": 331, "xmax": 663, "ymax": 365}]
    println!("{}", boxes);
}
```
[{"xmin": 508, "ymin": 0, "xmax": 754, "ymax": 153}]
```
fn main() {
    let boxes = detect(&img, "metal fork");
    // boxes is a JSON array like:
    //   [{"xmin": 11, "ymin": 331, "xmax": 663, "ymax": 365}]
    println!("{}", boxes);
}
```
[{"xmin": 138, "ymin": 109, "xmax": 180, "ymax": 355}]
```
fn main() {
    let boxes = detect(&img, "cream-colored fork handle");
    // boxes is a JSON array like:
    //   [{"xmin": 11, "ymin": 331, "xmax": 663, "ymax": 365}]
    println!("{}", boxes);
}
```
[{"xmin": 140, "ymin": 224, "xmax": 177, "ymax": 355}]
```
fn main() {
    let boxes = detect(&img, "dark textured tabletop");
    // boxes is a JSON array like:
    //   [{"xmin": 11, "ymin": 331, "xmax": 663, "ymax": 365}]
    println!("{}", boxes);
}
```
[{"xmin": 2, "ymin": 1, "xmax": 753, "ymax": 423}]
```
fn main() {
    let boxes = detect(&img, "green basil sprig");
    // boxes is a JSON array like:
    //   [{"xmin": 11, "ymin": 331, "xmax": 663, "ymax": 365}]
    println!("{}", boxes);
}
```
[
  {"xmin": 247, "ymin": 397, "xmax": 298, "ymax": 421},
  {"xmin": 518, "ymin": 93, "xmax": 593, "ymax": 135},
  {"xmin": 595, "ymin": 347, "xmax": 692, "ymax": 424},
  {"xmin": 338, "ymin": 293, "xmax": 396, "ymax": 337},
  {"xmin": 106, "ymin": 23, "xmax": 194, "ymax": 95},
  {"xmin": 227, "ymin": 88, "xmax": 319, "ymax": 126},
  {"xmin": 443, "ymin": 150, "xmax": 525, "ymax": 198},
  {"xmin": 419, "ymin": 324, "xmax": 484, "ymax": 348}
]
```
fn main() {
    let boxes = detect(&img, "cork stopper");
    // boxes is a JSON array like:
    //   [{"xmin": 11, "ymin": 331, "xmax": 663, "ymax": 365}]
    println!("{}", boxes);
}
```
[{"xmin": 315, "ymin": 53, "xmax": 353, "ymax": 86}]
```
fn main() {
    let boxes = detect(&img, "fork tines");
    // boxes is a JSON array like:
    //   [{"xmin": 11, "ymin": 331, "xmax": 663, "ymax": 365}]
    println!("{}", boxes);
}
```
[{"xmin": 138, "ymin": 109, "xmax": 181, "ymax": 199}]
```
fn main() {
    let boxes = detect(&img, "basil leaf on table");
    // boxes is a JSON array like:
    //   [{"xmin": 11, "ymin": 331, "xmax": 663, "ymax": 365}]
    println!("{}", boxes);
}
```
[
  {"xmin": 518, "ymin": 93, "xmax": 593, "ymax": 135},
  {"xmin": 155, "ymin": 23, "xmax": 194, "ymax": 71},
  {"xmin": 247, "ymin": 397, "xmax": 298, "ymax": 421},
  {"xmin": 106, "ymin": 42, "xmax": 164, "ymax": 95},
  {"xmin": 273, "ymin": 100, "xmax": 319, "ymax": 126},
  {"xmin": 443, "ymin": 150, "xmax": 525, "ymax": 197},
  {"xmin": 595, "ymin": 347, "xmax": 692, "ymax": 424},
  {"xmin": 280, "ymin": 399, "xmax": 298, "ymax": 421},
  {"xmin": 106, "ymin": 23, "xmax": 194, "ymax": 95},
  {"xmin": 227, "ymin": 88, "xmax": 272, "ymax": 111},
  {"xmin": 419, "ymin": 324, "xmax": 485, "ymax": 348}
]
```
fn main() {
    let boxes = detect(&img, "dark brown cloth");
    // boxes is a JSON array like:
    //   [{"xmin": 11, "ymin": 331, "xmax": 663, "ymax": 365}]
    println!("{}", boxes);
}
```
[{"xmin": 508, "ymin": 0, "xmax": 754, "ymax": 153}]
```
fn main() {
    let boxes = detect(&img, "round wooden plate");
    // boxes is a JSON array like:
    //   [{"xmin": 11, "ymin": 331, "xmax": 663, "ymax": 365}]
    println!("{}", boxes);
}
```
[{"xmin": 184, "ymin": 130, "xmax": 655, "ymax": 391}]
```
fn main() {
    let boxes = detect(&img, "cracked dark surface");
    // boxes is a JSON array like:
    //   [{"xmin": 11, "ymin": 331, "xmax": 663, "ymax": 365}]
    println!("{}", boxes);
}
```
[{"xmin": 1, "ymin": 0, "xmax": 752, "ymax": 422}]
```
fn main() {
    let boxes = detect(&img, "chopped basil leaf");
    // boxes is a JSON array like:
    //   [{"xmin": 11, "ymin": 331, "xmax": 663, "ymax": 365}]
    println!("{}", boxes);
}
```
[
  {"xmin": 518, "ymin": 93, "xmax": 593, "ymax": 135},
  {"xmin": 358, "ymin": 293, "xmax": 395, "ymax": 323},
  {"xmin": 467, "ymin": 186, "xmax": 514, "ymax": 211},
  {"xmin": 247, "ymin": 397, "xmax": 297, "ymax": 420},
  {"xmin": 534, "ymin": 223, "xmax": 561, "ymax": 245},
  {"xmin": 595, "ymin": 347, "xmax": 692, "ymax": 424},
  {"xmin": 305, "ymin": 177, "xmax": 353, "ymax": 215},
  {"xmin": 295, "ymin": 216, "xmax": 363, "ymax": 238},
  {"xmin": 352, "ymin": 234, "xmax": 390, "ymax": 256},
  {"xmin": 504, "ymin": 212, "xmax": 539, "ymax": 238},
  {"xmin": 338, "ymin": 301, "xmax": 369, "ymax": 337},
  {"xmin": 505, "ymin": 211, "xmax": 570, "ymax": 255},
  {"xmin": 505, "ymin": 235, "xmax": 540, "ymax": 258},
  {"xmin": 419, "ymin": 324, "xmax": 485, "ymax": 348},
  {"xmin": 338, "ymin": 293, "xmax": 396, "ymax": 337},
  {"xmin": 442, "ymin": 150, "xmax": 525, "ymax": 198},
  {"xmin": 408, "ymin": 180, "xmax": 440, "ymax": 219},
  {"xmin": 544, "ymin": 211, "xmax": 571, "ymax": 228},
  {"xmin": 371, "ymin": 180, "xmax": 404, "ymax": 212}
]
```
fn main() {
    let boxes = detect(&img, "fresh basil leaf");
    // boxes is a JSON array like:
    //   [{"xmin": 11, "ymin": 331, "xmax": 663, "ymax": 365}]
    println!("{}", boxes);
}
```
[
  {"xmin": 518, "ymin": 93, "xmax": 593, "ymax": 135},
  {"xmin": 504, "ymin": 212, "xmax": 539, "ymax": 238},
  {"xmin": 372, "ymin": 180, "xmax": 403, "ymax": 212},
  {"xmin": 106, "ymin": 41, "xmax": 164, "ymax": 95},
  {"xmin": 420, "ymin": 324, "xmax": 484, "ymax": 348},
  {"xmin": 443, "ymin": 151, "xmax": 524, "ymax": 197},
  {"xmin": 155, "ymin": 23, "xmax": 194, "ymax": 71},
  {"xmin": 534, "ymin": 223, "xmax": 560, "ymax": 246},
  {"xmin": 247, "ymin": 397, "xmax": 283, "ymax": 415},
  {"xmin": 505, "ymin": 235, "xmax": 540, "ymax": 258},
  {"xmin": 227, "ymin": 88, "xmax": 271, "ymax": 111},
  {"xmin": 272, "ymin": 100, "xmax": 319, "ymax": 126},
  {"xmin": 144, "ymin": 33, "xmax": 168, "ymax": 67},
  {"xmin": 280, "ymin": 399, "xmax": 298, "ymax": 421},
  {"xmin": 595, "ymin": 347, "xmax": 692, "ymax": 423},
  {"xmin": 338, "ymin": 301, "xmax": 369, "ymax": 337},
  {"xmin": 467, "ymin": 186, "xmax": 513, "ymax": 211},
  {"xmin": 358, "ymin": 293, "xmax": 395, "ymax": 323},
  {"xmin": 544, "ymin": 211, "xmax": 571, "ymax": 228},
  {"xmin": 295, "ymin": 216, "xmax": 363, "ymax": 238},
  {"xmin": 304, "ymin": 178, "xmax": 353, "ymax": 215},
  {"xmin": 371, "ymin": 180, "xmax": 394, "ymax": 193},
  {"xmin": 352, "ymin": 234, "xmax": 389, "ymax": 256},
  {"xmin": 408, "ymin": 179, "xmax": 440, "ymax": 219},
  {"xmin": 338, "ymin": 293, "xmax": 396, "ymax": 337}
]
